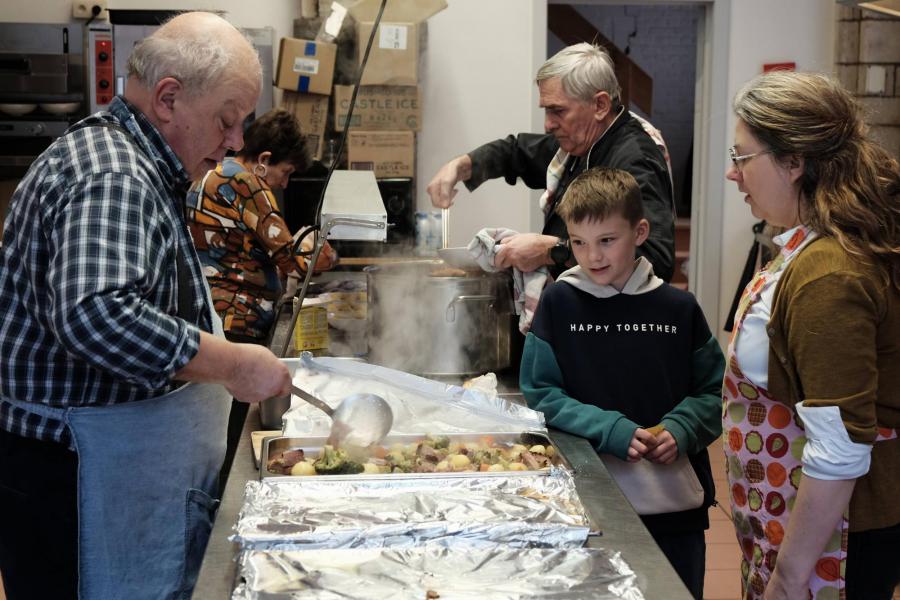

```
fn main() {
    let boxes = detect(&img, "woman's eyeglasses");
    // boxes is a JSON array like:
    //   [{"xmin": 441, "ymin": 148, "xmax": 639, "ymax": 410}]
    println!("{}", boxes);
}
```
[{"xmin": 729, "ymin": 146, "xmax": 772, "ymax": 172}]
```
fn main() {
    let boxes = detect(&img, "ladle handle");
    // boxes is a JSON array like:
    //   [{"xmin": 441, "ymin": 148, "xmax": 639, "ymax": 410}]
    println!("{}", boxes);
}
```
[{"xmin": 291, "ymin": 385, "xmax": 334, "ymax": 418}]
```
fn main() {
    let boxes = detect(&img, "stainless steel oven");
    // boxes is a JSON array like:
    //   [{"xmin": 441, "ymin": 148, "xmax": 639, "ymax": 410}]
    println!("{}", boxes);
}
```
[{"xmin": 0, "ymin": 22, "xmax": 87, "ymax": 179}]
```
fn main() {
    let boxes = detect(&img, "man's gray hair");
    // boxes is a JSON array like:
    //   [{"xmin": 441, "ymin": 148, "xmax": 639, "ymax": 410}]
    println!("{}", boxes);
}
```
[
  {"xmin": 126, "ymin": 18, "xmax": 262, "ymax": 96},
  {"xmin": 536, "ymin": 43, "xmax": 621, "ymax": 105}
]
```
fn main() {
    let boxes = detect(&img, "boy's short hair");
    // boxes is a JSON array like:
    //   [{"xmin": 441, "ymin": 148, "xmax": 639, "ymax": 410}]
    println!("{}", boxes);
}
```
[{"xmin": 556, "ymin": 167, "xmax": 644, "ymax": 226}]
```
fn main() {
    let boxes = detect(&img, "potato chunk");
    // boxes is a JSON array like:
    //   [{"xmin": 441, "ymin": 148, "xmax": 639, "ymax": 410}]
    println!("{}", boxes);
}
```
[{"xmin": 290, "ymin": 461, "xmax": 317, "ymax": 476}]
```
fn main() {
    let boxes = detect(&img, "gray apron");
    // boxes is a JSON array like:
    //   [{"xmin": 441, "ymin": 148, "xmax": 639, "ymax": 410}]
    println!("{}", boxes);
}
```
[
  {"xmin": 5, "ymin": 121, "xmax": 232, "ymax": 598},
  {"xmin": 5, "ymin": 241, "xmax": 231, "ymax": 600},
  {"xmin": 5, "ymin": 296, "xmax": 230, "ymax": 599}
]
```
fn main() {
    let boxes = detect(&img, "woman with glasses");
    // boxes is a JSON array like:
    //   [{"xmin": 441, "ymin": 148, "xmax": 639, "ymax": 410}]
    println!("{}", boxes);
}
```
[{"xmin": 722, "ymin": 71, "xmax": 900, "ymax": 600}]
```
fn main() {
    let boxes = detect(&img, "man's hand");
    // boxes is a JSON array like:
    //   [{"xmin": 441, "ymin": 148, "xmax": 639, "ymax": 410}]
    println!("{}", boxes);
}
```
[
  {"xmin": 644, "ymin": 430, "xmax": 678, "ymax": 464},
  {"xmin": 626, "ymin": 428, "xmax": 660, "ymax": 462},
  {"xmin": 426, "ymin": 154, "xmax": 472, "ymax": 208},
  {"xmin": 495, "ymin": 233, "xmax": 557, "ymax": 272},
  {"xmin": 176, "ymin": 333, "xmax": 293, "ymax": 404},
  {"xmin": 223, "ymin": 343, "xmax": 292, "ymax": 403}
]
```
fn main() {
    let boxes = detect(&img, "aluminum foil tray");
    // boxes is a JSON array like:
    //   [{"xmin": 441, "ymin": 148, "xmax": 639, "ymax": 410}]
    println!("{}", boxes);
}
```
[
  {"xmin": 233, "ymin": 468, "xmax": 596, "ymax": 550},
  {"xmin": 261, "ymin": 431, "xmax": 568, "ymax": 480},
  {"xmin": 231, "ymin": 545, "xmax": 645, "ymax": 600}
]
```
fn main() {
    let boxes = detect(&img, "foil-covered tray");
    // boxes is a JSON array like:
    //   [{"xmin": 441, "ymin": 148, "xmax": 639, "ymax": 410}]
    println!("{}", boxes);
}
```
[
  {"xmin": 233, "ymin": 468, "xmax": 597, "ymax": 550},
  {"xmin": 261, "ymin": 431, "xmax": 568, "ymax": 480},
  {"xmin": 231, "ymin": 545, "xmax": 645, "ymax": 599}
]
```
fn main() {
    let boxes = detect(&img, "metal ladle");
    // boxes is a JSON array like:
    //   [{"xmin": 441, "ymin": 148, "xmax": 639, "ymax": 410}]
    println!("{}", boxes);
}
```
[{"xmin": 291, "ymin": 384, "xmax": 393, "ymax": 447}]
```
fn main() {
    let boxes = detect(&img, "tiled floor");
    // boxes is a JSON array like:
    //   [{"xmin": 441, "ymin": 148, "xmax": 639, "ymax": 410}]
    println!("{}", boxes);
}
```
[
  {"xmin": 703, "ymin": 437, "xmax": 900, "ymax": 600},
  {"xmin": 704, "ymin": 436, "xmax": 744, "ymax": 599}
]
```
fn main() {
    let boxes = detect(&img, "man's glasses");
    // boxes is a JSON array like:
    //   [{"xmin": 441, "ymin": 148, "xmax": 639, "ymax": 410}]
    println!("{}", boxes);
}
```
[{"xmin": 729, "ymin": 146, "xmax": 771, "ymax": 172}]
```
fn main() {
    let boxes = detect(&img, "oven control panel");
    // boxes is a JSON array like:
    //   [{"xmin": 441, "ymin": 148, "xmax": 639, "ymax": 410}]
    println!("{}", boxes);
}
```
[{"xmin": 86, "ymin": 24, "xmax": 113, "ymax": 113}]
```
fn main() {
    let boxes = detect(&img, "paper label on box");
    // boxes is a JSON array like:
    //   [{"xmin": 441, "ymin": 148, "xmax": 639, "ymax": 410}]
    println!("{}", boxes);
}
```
[
  {"xmin": 378, "ymin": 24, "xmax": 408, "ymax": 50},
  {"xmin": 293, "ymin": 57, "xmax": 320, "ymax": 75},
  {"xmin": 323, "ymin": 2, "xmax": 348, "ymax": 39}
]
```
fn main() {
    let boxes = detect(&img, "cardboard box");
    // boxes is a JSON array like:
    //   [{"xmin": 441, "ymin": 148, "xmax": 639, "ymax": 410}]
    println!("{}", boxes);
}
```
[
  {"xmin": 333, "ymin": 85, "xmax": 421, "ymax": 131},
  {"xmin": 347, "ymin": 130, "xmax": 415, "ymax": 179},
  {"xmin": 275, "ymin": 38, "xmax": 337, "ymax": 94},
  {"xmin": 348, "ymin": 0, "xmax": 446, "ymax": 86},
  {"xmin": 280, "ymin": 91, "xmax": 330, "ymax": 161}
]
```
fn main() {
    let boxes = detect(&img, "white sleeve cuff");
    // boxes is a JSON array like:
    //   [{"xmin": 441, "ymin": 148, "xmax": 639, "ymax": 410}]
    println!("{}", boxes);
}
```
[{"xmin": 796, "ymin": 403, "xmax": 872, "ymax": 480}]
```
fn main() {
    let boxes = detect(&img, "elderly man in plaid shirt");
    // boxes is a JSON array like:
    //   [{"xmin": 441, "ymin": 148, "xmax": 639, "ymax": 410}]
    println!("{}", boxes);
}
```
[{"xmin": 0, "ymin": 12, "xmax": 293, "ymax": 600}]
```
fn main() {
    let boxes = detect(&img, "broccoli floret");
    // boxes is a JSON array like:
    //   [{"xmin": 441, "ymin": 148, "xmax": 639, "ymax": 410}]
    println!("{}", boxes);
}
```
[
  {"xmin": 425, "ymin": 435, "xmax": 450, "ymax": 450},
  {"xmin": 385, "ymin": 451, "xmax": 414, "ymax": 473},
  {"xmin": 313, "ymin": 445, "xmax": 364, "ymax": 475}
]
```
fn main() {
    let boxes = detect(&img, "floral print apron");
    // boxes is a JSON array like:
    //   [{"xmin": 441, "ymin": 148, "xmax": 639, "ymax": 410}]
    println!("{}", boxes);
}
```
[{"xmin": 723, "ymin": 227, "xmax": 899, "ymax": 600}]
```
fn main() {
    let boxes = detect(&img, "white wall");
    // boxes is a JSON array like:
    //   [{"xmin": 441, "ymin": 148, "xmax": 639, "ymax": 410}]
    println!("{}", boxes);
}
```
[
  {"xmin": 718, "ymin": 0, "xmax": 835, "ymax": 338},
  {"xmin": 419, "ymin": 0, "xmax": 546, "ymax": 247}
]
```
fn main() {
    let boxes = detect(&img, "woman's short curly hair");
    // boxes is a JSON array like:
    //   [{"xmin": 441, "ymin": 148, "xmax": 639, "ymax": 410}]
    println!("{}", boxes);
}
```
[{"xmin": 237, "ymin": 108, "xmax": 310, "ymax": 172}]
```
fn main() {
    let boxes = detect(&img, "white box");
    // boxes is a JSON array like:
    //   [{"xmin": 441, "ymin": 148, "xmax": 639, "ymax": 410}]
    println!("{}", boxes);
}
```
[{"xmin": 320, "ymin": 170, "xmax": 388, "ymax": 242}]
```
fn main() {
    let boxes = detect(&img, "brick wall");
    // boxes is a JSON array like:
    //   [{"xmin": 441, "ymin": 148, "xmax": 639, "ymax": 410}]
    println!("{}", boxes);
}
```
[{"xmin": 835, "ymin": 6, "xmax": 900, "ymax": 156}]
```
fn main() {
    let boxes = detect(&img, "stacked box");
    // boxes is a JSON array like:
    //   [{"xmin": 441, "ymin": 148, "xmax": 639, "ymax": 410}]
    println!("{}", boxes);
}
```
[
  {"xmin": 280, "ymin": 91, "xmax": 330, "ymax": 162},
  {"xmin": 347, "ymin": 130, "xmax": 415, "ymax": 179},
  {"xmin": 275, "ymin": 38, "xmax": 336, "ymax": 94}
]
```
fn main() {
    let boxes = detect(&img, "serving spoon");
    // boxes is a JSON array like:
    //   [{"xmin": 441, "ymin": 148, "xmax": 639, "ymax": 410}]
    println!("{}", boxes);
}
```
[{"xmin": 291, "ymin": 384, "xmax": 393, "ymax": 447}]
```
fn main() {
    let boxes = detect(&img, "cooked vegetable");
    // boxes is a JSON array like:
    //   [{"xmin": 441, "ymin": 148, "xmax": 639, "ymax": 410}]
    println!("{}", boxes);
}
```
[
  {"xmin": 424, "ymin": 435, "xmax": 450, "ymax": 450},
  {"xmin": 313, "ymin": 445, "xmax": 364, "ymax": 475},
  {"xmin": 448, "ymin": 454, "xmax": 471, "ymax": 470},
  {"xmin": 270, "ymin": 436, "xmax": 559, "ymax": 476},
  {"xmin": 290, "ymin": 461, "xmax": 317, "ymax": 476}
]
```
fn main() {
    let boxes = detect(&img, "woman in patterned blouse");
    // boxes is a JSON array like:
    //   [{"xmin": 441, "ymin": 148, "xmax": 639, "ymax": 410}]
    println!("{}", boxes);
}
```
[{"xmin": 187, "ymin": 108, "xmax": 337, "ymax": 342}]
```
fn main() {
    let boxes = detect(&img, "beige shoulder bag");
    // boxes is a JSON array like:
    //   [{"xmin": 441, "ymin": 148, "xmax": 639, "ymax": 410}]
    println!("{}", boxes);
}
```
[{"xmin": 600, "ymin": 454, "xmax": 704, "ymax": 516}]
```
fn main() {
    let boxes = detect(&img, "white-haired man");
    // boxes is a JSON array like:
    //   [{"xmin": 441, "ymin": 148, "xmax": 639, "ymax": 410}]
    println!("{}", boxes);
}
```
[
  {"xmin": 0, "ymin": 12, "xmax": 292, "ymax": 599},
  {"xmin": 427, "ymin": 43, "xmax": 674, "ymax": 281}
]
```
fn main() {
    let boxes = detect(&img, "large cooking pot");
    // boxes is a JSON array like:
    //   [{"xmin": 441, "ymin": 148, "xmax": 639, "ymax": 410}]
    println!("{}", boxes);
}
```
[{"xmin": 366, "ymin": 261, "xmax": 516, "ymax": 377}]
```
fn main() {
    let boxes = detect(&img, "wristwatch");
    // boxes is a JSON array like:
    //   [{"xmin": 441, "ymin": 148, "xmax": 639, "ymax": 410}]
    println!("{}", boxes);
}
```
[{"xmin": 548, "ymin": 238, "xmax": 570, "ymax": 266}]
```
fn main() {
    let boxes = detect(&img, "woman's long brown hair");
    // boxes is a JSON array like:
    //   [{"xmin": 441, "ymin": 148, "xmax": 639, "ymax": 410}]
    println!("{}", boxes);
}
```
[{"xmin": 734, "ymin": 71, "xmax": 900, "ymax": 291}]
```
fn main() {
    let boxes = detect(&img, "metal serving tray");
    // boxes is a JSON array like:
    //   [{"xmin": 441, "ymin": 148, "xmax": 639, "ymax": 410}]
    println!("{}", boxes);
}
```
[{"xmin": 260, "ymin": 431, "xmax": 569, "ymax": 480}]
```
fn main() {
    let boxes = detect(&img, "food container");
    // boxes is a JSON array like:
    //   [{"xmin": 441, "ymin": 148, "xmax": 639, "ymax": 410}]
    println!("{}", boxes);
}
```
[
  {"xmin": 261, "ymin": 431, "xmax": 568, "ymax": 479},
  {"xmin": 232, "ymin": 546, "xmax": 644, "ymax": 600},
  {"xmin": 234, "ymin": 468, "xmax": 597, "ymax": 551},
  {"xmin": 365, "ymin": 261, "xmax": 516, "ymax": 376}
]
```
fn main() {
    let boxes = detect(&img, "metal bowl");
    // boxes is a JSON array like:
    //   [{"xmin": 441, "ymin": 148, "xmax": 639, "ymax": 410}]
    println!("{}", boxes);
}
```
[{"xmin": 436, "ymin": 247, "xmax": 481, "ymax": 271}]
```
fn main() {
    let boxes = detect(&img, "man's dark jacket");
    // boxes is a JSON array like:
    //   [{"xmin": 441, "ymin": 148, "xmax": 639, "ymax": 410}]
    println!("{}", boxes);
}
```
[{"xmin": 464, "ymin": 110, "xmax": 675, "ymax": 281}]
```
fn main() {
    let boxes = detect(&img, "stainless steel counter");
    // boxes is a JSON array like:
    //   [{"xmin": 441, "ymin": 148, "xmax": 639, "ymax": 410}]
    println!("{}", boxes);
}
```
[{"xmin": 192, "ymin": 304, "xmax": 693, "ymax": 600}]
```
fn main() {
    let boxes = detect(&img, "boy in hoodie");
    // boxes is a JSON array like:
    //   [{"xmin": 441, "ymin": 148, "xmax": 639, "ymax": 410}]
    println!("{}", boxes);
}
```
[{"xmin": 520, "ymin": 167, "xmax": 724, "ymax": 599}]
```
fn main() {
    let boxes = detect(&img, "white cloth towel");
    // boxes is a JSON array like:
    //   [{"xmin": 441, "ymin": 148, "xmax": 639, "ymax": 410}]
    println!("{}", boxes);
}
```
[{"xmin": 467, "ymin": 227, "xmax": 551, "ymax": 334}]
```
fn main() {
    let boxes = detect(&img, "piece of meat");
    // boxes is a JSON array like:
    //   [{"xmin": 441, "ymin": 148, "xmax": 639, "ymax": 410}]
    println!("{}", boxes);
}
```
[
  {"xmin": 521, "ymin": 450, "xmax": 540, "ymax": 471},
  {"xmin": 280, "ymin": 449, "xmax": 306, "ymax": 468},
  {"xmin": 416, "ymin": 443, "xmax": 440, "ymax": 463}
]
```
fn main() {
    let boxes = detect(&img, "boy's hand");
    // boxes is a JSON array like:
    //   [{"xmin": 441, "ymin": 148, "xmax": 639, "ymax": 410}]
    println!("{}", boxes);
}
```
[
  {"xmin": 645, "ymin": 430, "xmax": 679, "ymax": 464},
  {"xmin": 626, "ymin": 428, "xmax": 660, "ymax": 462}
]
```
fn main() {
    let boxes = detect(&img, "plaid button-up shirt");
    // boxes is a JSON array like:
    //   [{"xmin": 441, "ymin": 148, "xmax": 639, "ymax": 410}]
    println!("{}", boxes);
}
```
[{"xmin": 0, "ymin": 96, "xmax": 213, "ymax": 446}]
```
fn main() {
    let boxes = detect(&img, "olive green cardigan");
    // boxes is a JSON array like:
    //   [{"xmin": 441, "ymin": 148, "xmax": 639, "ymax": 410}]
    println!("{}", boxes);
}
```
[{"xmin": 767, "ymin": 236, "xmax": 900, "ymax": 532}]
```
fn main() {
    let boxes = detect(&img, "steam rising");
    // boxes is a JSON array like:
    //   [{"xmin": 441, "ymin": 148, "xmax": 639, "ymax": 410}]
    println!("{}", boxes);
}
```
[{"xmin": 366, "ymin": 261, "xmax": 510, "ymax": 376}]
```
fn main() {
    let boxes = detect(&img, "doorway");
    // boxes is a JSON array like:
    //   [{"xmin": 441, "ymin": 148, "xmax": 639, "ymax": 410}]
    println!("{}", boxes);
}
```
[{"xmin": 547, "ymin": 3, "xmax": 703, "ymax": 290}]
